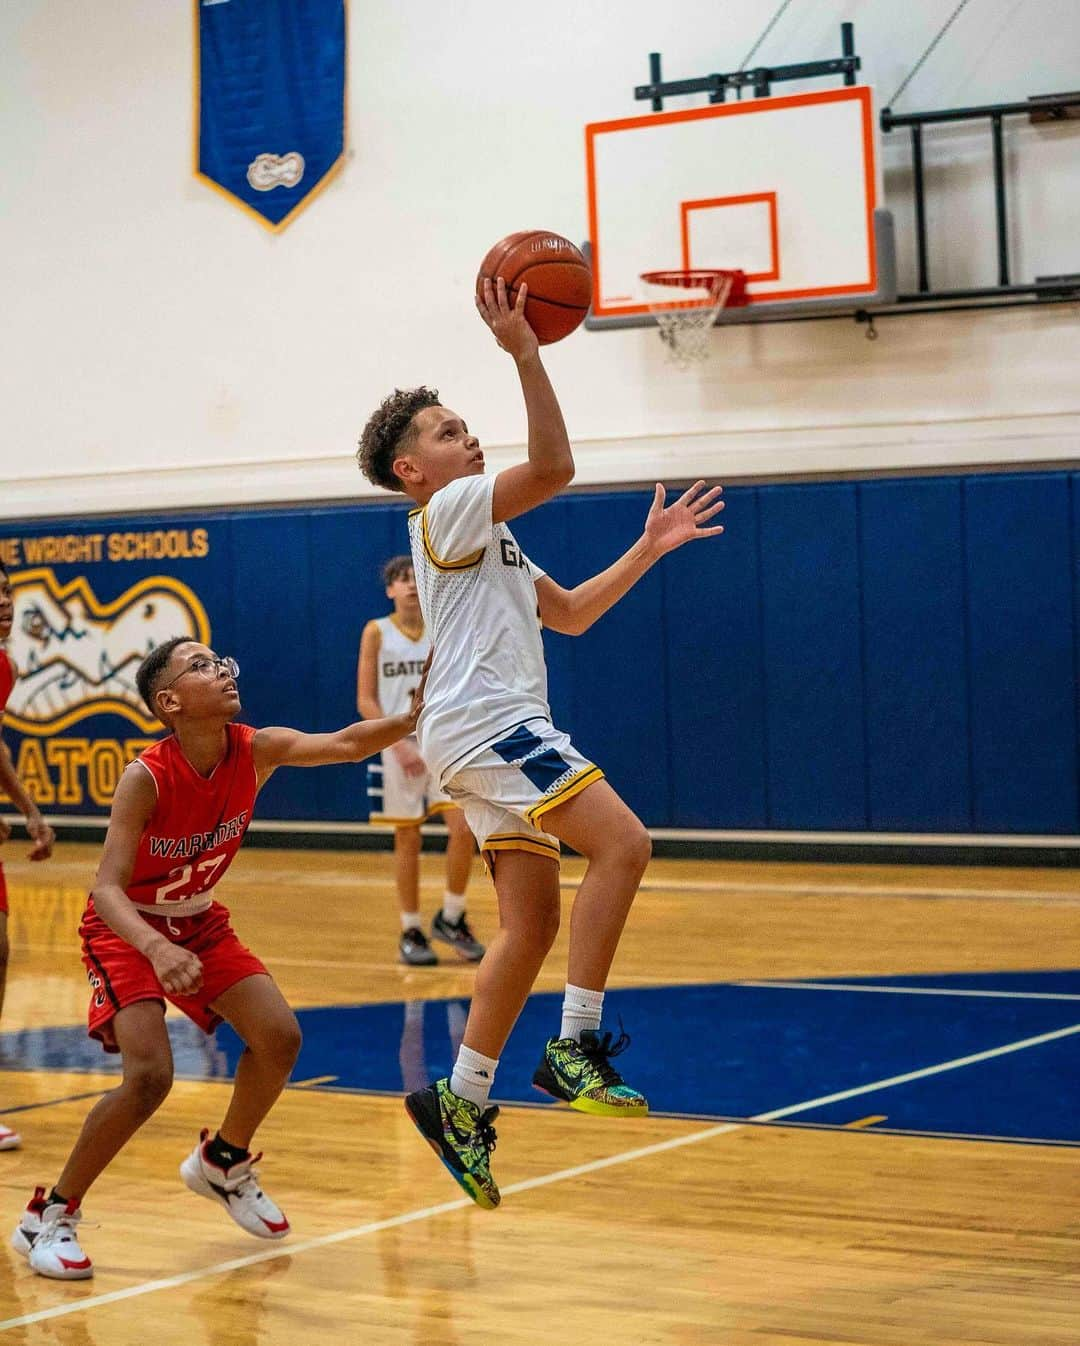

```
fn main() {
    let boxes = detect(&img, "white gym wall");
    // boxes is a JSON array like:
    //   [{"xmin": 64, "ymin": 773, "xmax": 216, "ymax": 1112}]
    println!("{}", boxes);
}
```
[{"xmin": 2, "ymin": 0, "xmax": 1078, "ymax": 516}]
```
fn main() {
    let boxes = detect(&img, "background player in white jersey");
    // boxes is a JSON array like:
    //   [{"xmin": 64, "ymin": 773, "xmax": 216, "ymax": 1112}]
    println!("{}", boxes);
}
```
[
  {"xmin": 356, "ymin": 277, "xmax": 723, "ymax": 1210},
  {"xmin": 356, "ymin": 555, "xmax": 483, "ymax": 966}
]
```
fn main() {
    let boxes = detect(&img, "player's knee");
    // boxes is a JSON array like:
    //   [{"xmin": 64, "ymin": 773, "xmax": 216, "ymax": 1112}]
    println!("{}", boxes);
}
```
[
  {"xmin": 253, "ymin": 1013, "xmax": 303, "ymax": 1071},
  {"xmin": 125, "ymin": 1059, "xmax": 173, "ymax": 1114},
  {"xmin": 279, "ymin": 1016, "xmax": 303, "ymax": 1068},
  {"xmin": 395, "ymin": 825, "xmax": 422, "ymax": 853},
  {"xmin": 531, "ymin": 901, "xmax": 561, "ymax": 953},
  {"xmin": 623, "ymin": 821, "xmax": 652, "ymax": 876}
]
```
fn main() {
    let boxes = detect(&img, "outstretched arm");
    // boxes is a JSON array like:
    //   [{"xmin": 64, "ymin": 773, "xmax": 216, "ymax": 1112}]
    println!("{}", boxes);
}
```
[
  {"xmin": 476, "ymin": 278, "xmax": 575, "ymax": 524},
  {"xmin": 536, "ymin": 481, "xmax": 724, "ymax": 636},
  {"xmin": 0, "ymin": 738, "xmax": 54, "ymax": 860},
  {"xmin": 254, "ymin": 664, "xmax": 426, "ymax": 774}
]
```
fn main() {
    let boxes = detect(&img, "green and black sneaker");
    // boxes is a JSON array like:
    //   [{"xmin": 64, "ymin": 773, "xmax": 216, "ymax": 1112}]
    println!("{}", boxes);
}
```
[
  {"xmin": 532, "ymin": 1028, "xmax": 649, "ymax": 1117},
  {"xmin": 404, "ymin": 1078, "xmax": 500, "ymax": 1210}
]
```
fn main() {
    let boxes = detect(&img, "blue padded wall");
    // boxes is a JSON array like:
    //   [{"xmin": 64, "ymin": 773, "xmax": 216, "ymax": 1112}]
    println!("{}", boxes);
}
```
[
  {"xmin": 662, "ymin": 486, "xmax": 768, "ymax": 828},
  {"xmin": 758, "ymin": 483, "xmax": 867, "ymax": 830},
  {"xmin": 964, "ymin": 474, "xmax": 1077, "ymax": 833},
  {"xmin": 1, "ymin": 468, "xmax": 1077, "ymax": 834},
  {"xmin": 859, "ymin": 478, "xmax": 971, "ymax": 831}
]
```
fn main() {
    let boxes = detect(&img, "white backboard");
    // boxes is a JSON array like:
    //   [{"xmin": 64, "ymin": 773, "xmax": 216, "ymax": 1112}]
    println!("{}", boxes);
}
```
[{"xmin": 585, "ymin": 85, "xmax": 888, "ymax": 321}]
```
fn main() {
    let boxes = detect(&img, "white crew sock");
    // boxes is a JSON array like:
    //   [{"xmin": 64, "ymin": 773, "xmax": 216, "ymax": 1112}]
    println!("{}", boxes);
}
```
[
  {"xmin": 400, "ymin": 911, "xmax": 422, "ymax": 933},
  {"xmin": 441, "ymin": 890, "xmax": 467, "ymax": 923},
  {"xmin": 560, "ymin": 984, "xmax": 604, "ymax": 1042},
  {"xmin": 450, "ymin": 1045, "xmax": 498, "ymax": 1110}
]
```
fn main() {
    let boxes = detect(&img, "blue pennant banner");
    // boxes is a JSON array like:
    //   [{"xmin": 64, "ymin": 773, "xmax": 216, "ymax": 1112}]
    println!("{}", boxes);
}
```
[{"xmin": 195, "ymin": 0, "xmax": 346, "ymax": 231}]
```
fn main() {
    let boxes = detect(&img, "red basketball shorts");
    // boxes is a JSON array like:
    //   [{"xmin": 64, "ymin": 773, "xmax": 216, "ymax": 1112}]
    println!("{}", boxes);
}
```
[
  {"xmin": 0, "ymin": 862, "xmax": 7, "ymax": 916},
  {"xmin": 79, "ymin": 900, "xmax": 268, "ymax": 1053}
]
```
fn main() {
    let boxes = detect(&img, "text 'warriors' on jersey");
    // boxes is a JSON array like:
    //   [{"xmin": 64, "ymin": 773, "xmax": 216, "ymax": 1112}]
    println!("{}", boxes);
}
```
[
  {"xmin": 125, "ymin": 722, "xmax": 258, "ymax": 917},
  {"xmin": 408, "ymin": 474, "xmax": 549, "ymax": 786}
]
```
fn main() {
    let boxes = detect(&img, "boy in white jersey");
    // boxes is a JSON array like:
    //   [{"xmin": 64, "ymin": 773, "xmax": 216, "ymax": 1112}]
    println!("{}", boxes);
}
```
[
  {"xmin": 356, "ymin": 278, "xmax": 724, "ymax": 1209},
  {"xmin": 357, "ymin": 555, "xmax": 483, "ymax": 966}
]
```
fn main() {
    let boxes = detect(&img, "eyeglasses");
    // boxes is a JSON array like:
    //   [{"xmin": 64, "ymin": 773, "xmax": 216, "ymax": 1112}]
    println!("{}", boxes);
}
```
[{"xmin": 159, "ymin": 655, "xmax": 240, "ymax": 691}]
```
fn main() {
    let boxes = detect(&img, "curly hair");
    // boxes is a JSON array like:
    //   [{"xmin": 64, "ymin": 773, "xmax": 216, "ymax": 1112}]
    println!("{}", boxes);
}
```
[
  {"xmin": 357, "ymin": 387, "xmax": 441, "ymax": 493},
  {"xmin": 135, "ymin": 635, "xmax": 192, "ymax": 717}
]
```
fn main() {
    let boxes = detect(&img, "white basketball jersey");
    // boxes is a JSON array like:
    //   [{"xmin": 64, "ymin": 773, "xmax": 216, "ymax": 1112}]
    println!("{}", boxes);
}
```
[
  {"xmin": 373, "ymin": 616, "xmax": 429, "ymax": 719},
  {"xmin": 407, "ymin": 473, "xmax": 549, "ymax": 786}
]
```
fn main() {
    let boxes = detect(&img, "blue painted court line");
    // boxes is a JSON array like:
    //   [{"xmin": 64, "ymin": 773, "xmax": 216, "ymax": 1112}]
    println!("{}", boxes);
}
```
[{"xmin": 1, "ymin": 972, "xmax": 1077, "ymax": 1144}]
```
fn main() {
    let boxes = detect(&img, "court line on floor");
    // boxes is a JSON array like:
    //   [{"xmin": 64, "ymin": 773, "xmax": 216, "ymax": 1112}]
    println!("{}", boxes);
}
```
[
  {"xmin": 734, "ymin": 979, "xmax": 1080, "ymax": 1002},
  {"xmin": 754, "ymin": 1021, "xmax": 1080, "ymax": 1123},
  {"xmin": 3, "ymin": 1018, "xmax": 1078, "ymax": 1331},
  {"xmin": 22, "ymin": 859, "xmax": 1078, "ymax": 904},
  {"xmin": 0, "ymin": 1089, "xmax": 111, "ymax": 1117}
]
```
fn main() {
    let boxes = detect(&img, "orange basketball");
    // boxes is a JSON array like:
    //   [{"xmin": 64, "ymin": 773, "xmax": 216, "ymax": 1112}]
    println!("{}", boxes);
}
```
[{"xmin": 476, "ymin": 230, "xmax": 592, "ymax": 344}]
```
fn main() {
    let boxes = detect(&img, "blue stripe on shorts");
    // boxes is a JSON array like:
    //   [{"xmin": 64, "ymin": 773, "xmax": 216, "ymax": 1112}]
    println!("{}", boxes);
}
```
[{"xmin": 491, "ymin": 725, "xmax": 570, "ymax": 794}]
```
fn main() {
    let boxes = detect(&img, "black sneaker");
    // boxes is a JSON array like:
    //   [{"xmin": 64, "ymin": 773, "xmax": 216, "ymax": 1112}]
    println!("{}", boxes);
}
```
[
  {"xmin": 404, "ymin": 1079, "xmax": 500, "ymax": 1209},
  {"xmin": 431, "ymin": 911, "xmax": 485, "ymax": 962},
  {"xmin": 399, "ymin": 927, "xmax": 438, "ymax": 966},
  {"xmin": 532, "ymin": 1028, "xmax": 648, "ymax": 1116}
]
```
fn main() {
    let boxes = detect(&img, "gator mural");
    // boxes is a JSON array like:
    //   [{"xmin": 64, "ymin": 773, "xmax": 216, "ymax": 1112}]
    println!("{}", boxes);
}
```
[
  {"xmin": 5, "ymin": 570, "xmax": 209, "ymax": 736},
  {"xmin": 0, "ymin": 507, "xmax": 402, "ymax": 824},
  {"xmin": 0, "ymin": 522, "xmax": 221, "ymax": 815}
]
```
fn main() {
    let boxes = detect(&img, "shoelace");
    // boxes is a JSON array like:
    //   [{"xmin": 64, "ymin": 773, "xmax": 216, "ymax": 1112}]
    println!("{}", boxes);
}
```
[
  {"xmin": 476, "ymin": 1109, "xmax": 499, "ymax": 1155},
  {"xmin": 580, "ymin": 1027, "xmax": 632, "ymax": 1088},
  {"xmin": 38, "ymin": 1209, "xmax": 85, "ymax": 1245}
]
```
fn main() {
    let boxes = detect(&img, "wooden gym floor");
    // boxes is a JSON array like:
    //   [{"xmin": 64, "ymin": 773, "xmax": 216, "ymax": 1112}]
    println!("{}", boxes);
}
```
[{"xmin": 0, "ymin": 842, "xmax": 1077, "ymax": 1344}]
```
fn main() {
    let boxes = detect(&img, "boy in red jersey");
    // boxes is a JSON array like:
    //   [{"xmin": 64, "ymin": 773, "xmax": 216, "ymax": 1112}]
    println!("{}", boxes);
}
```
[
  {"xmin": 12, "ymin": 635, "xmax": 423, "ymax": 1280},
  {"xmin": 0, "ymin": 561, "xmax": 56, "ymax": 1151}
]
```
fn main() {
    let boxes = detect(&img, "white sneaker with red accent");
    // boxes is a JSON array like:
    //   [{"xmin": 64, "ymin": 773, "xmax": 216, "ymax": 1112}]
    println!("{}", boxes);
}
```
[
  {"xmin": 179, "ymin": 1129, "xmax": 290, "ymax": 1239},
  {"xmin": 11, "ymin": 1185, "xmax": 48, "ymax": 1256},
  {"xmin": 25, "ymin": 1199, "xmax": 93, "ymax": 1280},
  {"xmin": 0, "ymin": 1122, "xmax": 22, "ymax": 1150}
]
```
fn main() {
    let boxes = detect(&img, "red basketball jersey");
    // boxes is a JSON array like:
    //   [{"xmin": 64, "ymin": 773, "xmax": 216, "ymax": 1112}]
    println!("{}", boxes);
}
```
[
  {"xmin": 126, "ymin": 722, "xmax": 257, "ymax": 915},
  {"xmin": 0, "ymin": 650, "xmax": 13, "ymax": 714}
]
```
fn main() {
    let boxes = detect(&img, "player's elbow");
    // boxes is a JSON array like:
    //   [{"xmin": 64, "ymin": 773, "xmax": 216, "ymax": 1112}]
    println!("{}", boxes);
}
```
[{"xmin": 532, "ymin": 458, "xmax": 574, "ymax": 490}]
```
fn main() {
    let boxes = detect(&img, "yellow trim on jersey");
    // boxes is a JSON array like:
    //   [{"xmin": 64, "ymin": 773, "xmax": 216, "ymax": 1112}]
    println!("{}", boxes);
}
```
[
  {"xmin": 419, "ymin": 506, "xmax": 485, "ymax": 572},
  {"xmin": 427, "ymin": 801, "xmax": 458, "ymax": 818},
  {"xmin": 388, "ymin": 611, "xmax": 425, "ymax": 642},
  {"xmin": 525, "ymin": 766, "xmax": 605, "ymax": 823}
]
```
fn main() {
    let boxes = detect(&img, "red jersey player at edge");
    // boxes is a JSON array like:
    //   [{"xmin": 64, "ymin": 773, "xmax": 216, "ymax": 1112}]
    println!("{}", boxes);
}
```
[{"xmin": 12, "ymin": 636, "xmax": 425, "ymax": 1281}]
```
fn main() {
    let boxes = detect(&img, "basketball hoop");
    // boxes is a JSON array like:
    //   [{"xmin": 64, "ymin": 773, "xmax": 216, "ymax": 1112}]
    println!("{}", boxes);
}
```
[{"xmin": 639, "ymin": 269, "xmax": 748, "ymax": 368}]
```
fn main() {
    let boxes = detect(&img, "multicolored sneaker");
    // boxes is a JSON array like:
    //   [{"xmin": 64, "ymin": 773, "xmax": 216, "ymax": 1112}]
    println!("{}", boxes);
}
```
[
  {"xmin": 532, "ymin": 1029, "xmax": 649, "ymax": 1116},
  {"xmin": 430, "ymin": 911, "xmax": 485, "ymax": 962},
  {"xmin": 400, "ymin": 927, "xmax": 438, "ymax": 966},
  {"xmin": 24, "ymin": 1198, "xmax": 93, "ymax": 1280},
  {"xmin": 180, "ymin": 1129, "xmax": 290, "ymax": 1239},
  {"xmin": 0, "ymin": 1122, "xmax": 22, "ymax": 1150},
  {"xmin": 404, "ymin": 1078, "xmax": 500, "ymax": 1210}
]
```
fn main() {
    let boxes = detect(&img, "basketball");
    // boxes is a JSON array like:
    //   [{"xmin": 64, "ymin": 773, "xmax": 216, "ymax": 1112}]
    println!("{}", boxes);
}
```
[{"xmin": 476, "ymin": 230, "xmax": 592, "ymax": 344}]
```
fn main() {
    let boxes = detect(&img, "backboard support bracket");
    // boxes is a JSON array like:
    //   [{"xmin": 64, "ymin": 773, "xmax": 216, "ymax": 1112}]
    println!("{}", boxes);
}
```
[{"xmin": 636, "ymin": 22, "xmax": 859, "ymax": 111}]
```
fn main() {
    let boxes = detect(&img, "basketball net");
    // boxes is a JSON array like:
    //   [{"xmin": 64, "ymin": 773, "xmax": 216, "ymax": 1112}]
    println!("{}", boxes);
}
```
[{"xmin": 640, "ymin": 269, "xmax": 748, "ymax": 368}]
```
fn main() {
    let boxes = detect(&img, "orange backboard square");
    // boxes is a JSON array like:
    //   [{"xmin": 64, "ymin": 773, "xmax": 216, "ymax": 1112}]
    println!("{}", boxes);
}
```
[{"xmin": 680, "ymin": 193, "xmax": 780, "ymax": 283}]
